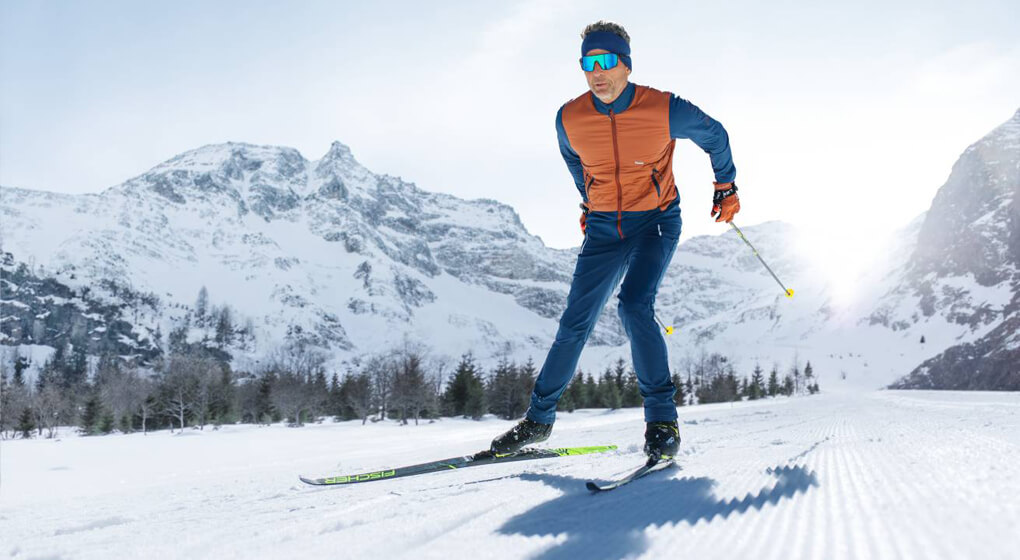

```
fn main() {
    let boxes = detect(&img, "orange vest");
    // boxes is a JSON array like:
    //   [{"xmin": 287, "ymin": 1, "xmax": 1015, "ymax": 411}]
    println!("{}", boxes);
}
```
[{"xmin": 560, "ymin": 85, "xmax": 677, "ymax": 222}]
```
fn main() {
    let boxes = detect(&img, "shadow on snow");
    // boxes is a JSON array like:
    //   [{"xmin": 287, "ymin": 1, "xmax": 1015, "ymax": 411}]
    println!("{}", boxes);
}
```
[{"xmin": 497, "ymin": 464, "xmax": 819, "ymax": 560}]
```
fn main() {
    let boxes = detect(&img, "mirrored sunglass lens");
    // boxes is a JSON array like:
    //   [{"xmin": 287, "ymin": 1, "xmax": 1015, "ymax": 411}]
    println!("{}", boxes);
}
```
[{"xmin": 580, "ymin": 54, "xmax": 619, "ymax": 71}]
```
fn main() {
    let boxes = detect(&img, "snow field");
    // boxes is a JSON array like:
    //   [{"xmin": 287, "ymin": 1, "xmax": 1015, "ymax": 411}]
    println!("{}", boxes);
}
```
[{"xmin": 2, "ymin": 389, "xmax": 1019, "ymax": 559}]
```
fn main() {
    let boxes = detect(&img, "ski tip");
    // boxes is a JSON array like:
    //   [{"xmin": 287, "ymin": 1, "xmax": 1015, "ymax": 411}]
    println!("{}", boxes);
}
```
[
  {"xmin": 299, "ymin": 476, "xmax": 323, "ymax": 486},
  {"xmin": 585, "ymin": 481, "xmax": 603, "ymax": 492}
]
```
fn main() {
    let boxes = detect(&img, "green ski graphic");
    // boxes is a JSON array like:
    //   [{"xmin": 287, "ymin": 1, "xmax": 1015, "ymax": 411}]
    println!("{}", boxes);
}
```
[{"xmin": 300, "ymin": 445, "xmax": 617, "ymax": 487}]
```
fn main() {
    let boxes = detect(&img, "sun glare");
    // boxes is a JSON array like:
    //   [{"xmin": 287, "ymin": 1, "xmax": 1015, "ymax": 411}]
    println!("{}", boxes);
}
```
[{"xmin": 794, "ymin": 225, "xmax": 892, "ymax": 309}]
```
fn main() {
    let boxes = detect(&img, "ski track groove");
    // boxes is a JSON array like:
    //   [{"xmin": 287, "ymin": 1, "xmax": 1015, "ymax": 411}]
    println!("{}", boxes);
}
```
[
  {"xmin": 840, "ymin": 408, "xmax": 897, "ymax": 560},
  {"xmin": 872, "ymin": 399, "xmax": 963, "ymax": 560}
]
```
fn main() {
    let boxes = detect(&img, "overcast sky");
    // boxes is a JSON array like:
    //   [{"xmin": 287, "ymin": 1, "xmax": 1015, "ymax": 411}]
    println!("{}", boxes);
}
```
[{"xmin": 2, "ymin": 0, "xmax": 1018, "ymax": 267}]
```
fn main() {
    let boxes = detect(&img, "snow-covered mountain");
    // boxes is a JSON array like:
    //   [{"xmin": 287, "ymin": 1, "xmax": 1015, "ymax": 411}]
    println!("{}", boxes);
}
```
[
  {"xmin": 0, "ymin": 141, "xmax": 578, "ymax": 368},
  {"xmin": 877, "ymin": 109, "xmax": 1020, "ymax": 389},
  {"xmin": 2, "ymin": 109, "xmax": 1018, "ymax": 389},
  {"xmin": 0, "ymin": 141, "xmax": 827, "ymax": 378}
]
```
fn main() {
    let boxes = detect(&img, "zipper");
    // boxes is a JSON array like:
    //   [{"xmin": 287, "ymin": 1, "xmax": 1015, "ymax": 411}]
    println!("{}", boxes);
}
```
[
  {"xmin": 608, "ymin": 109, "xmax": 624, "ymax": 239},
  {"xmin": 584, "ymin": 173, "xmax": 595, "ymax": 202},
  {"xmin": 651, "ymin": 168, "xmax": 662, "ymax": 197}
]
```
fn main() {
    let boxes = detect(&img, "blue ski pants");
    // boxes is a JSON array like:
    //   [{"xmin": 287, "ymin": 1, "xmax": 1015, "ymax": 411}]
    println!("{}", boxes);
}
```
[{"xmin": 526, "ymin": 202, "xmax": 681, "ymax": 424}]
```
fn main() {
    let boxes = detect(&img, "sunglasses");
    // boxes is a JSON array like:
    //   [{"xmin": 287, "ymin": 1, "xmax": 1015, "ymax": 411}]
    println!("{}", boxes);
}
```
[{"xmin": 579, "ymin": 53, "xmax": 619, "ymax": 72}]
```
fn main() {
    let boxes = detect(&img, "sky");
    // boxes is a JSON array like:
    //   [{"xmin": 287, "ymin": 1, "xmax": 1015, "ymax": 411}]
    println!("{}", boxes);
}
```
[{"xmin": 2, "ymin": 0, "xmax": 1018, "ymax": 290}]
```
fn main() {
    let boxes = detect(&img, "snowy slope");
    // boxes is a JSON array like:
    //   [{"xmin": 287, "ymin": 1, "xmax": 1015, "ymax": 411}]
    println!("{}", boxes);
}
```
[
  {"xmin": 3, "ymin": 390, "xmax": 1019, "ymax": 559},
  {"xmin": 875, "ymin": 109, "xmax": 1020, "ymax": 389},
  {"xmin": 0, "ymin": 141, "xmax": 579, "ymax": 373}
]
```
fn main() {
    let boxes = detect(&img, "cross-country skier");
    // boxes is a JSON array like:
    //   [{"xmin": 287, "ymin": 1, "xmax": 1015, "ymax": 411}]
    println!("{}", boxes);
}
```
[{"xmin": 490, "ymin": 20, "xmax": 740, "ymax": 461}]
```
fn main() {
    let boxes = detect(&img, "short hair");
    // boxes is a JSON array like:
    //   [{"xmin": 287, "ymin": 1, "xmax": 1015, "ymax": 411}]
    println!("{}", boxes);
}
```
[{"xmin": 581, "ymin": 21, "xmax": 630, "ymax": 44}]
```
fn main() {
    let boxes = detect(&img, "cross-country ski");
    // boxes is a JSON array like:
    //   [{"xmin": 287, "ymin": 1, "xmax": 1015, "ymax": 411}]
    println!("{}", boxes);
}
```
[{"xmin": 300, "ymin": 445, "xmax": 617, "ymax": 487}]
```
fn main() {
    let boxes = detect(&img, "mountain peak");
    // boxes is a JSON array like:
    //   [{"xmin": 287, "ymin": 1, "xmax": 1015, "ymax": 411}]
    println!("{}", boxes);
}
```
[
  {"xmin": 147, "ymin": 142, "xmax": 304, "ymax": 176},
  {"xmin": 322, "ymin": 141, "xmax": 356, "ymax": 163}
]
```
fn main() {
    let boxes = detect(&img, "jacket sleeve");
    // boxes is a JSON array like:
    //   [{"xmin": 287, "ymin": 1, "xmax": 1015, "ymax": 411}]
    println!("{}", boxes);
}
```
[
  {"xmin": 669, "ymin": 95, "xmax": 737, "ymax": 183},
  {"xmin": 556, "ymin": 106, "xmax": 587, "ymax": 202}
]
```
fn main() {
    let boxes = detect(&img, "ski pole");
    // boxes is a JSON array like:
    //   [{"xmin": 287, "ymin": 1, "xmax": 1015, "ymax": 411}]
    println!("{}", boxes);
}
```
[
  {"xmin": 729, "ymin": 222, "xmax": 794, "ymax": 299},
  {"xmin": 654, "ymin": 313, "xmax": 675, "ymax": 335}
]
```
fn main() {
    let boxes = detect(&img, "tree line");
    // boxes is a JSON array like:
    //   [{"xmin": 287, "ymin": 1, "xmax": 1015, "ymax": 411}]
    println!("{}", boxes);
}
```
[{"xmin": 0, "ymin": 342, "xmax": 820, "ymax": 439}]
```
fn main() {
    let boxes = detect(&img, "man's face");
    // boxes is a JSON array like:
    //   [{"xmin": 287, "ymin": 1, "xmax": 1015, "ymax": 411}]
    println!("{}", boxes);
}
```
[{"xmin": 583, "ymin": 48, "xmax": 631, "ymax": 104}]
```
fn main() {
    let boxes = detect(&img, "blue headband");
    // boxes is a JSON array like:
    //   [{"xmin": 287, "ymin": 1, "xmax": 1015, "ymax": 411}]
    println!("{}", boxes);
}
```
[{"xmin": 581, "ymin": 30, "xmax": 632, "ymax": 69}]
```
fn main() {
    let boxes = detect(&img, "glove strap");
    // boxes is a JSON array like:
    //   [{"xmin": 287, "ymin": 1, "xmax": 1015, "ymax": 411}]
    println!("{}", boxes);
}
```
[{"xmin": 713, "ymin": 182, "xmax": 738, "ymax": 204}]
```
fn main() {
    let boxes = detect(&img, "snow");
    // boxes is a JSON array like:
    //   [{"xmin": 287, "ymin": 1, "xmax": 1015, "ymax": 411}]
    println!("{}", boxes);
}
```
[
  {"xmin": 3, "ymin": 389, "xmax": 1019, "ymax": 559},
  {"xmin": 0, "ymin": 345, "xmax": 57, "ymax": 383}
]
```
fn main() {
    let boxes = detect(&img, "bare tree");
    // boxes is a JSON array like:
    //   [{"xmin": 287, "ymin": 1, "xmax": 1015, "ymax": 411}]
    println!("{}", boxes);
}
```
[
  {"xmin": 391, "ymin": 349, "xmax": 433, "ymax": 425},
  {"xmin": 270, "ymin": 371, "xmax": 316, "ymax": 426},
  {"xmin": 235, "ymin": 374, "xmax": 260, "ymax": 424},
  {"xmin": 95, "ymin": 355, "xmax": 149, "ymax": 432},
  {"xmin": 264, "ymin": 341, "xmax": 328, "ymax": 379},
  {"xmin": 134, "ymin": 376, "xmax": 157, "ymax": 434},
  {"xmin": 342, "ymin": 372, "xmax": 375, "ymax": 425},
  {"xmin": 160, "ymin": 354, "xmax": 199, "ymax": 432},
  {"xmin": 32, "ymin": 383, "xmax": 65, "ymax": 438},
  {"xmin": 364, "ymin": 354, "xmax": 394, "ymax": 421},
  {"xmin": 190, "ymin": 357, "xmax": 223, "ymax": 430}
]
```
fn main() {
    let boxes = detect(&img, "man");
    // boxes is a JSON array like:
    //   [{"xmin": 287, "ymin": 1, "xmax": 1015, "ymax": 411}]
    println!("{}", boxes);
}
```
[{"xmin": 490, "ymin": 21, "xmax": 740, "ymax": 461}]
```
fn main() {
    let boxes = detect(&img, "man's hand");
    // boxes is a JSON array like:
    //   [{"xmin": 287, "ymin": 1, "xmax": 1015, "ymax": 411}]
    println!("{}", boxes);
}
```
[
  {"xmin": 711, "ymin": 182, "xmax": 740, "ymax": 223},
  {"xmin": 579, "ymin": 202, "xmax": 589, "ymax": 235}
]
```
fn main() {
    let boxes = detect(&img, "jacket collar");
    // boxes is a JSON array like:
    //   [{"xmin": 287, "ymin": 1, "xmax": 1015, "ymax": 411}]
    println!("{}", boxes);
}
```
[{"xmin": 589, "ymin": 82, "xmax": 636, "ymax": 115}]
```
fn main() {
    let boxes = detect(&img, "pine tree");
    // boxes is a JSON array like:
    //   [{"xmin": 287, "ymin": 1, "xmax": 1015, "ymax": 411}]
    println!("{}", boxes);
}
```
[
  {"xmin": 80, "ymin": 393, "xmax": 102, "ymax": 435},
  {"xmin": 328, "ymin": 373, "xmax": 344, "ymax": 419},
  {"xmin": 622, "ymin": 367, "xmax": 642, "ymax": 408},
  {"xmin": 17, "ymin": 408, "xmax": 35, "ymax": 439},
  {"xmin": 99, "ymin": 411, "xmax": 115, "ymax": 434},
  {"xmin": 584, "ymin": 373, "xmax": 599, "ymax": 408},
  {"xmin": 599, "ymin": 374, "xmax": 622, "ymax": 410},
  {"xmin": 672, "ymin": 372, "xmax": 686, "ymax": 406},
  {"xmin": 486, "ymin": 358, "xmax": 516, "ymax": 420},
  {"xmin": 750, "ymin": 363, "xmax": 765, "ymax": 400},
  {"xmin": 518, "ymin": 358, "xmax": 537, "ymax": 406},
  {"xmin": 197, "ymin": 365, "xmax": 234, "ymax": 427},
  {"xmin": 63, "ymin": 343, "xmax": 88, "ymax": 391},
  {"xmin": 214, "ymin": 306, "xmax": 235, "ymax": 347},
  {"xmin": 782, "ymin": 374, "xmax": 795, "ymax": 396},
  {"xmin": 613, "ymin": 358, "xmax": 627, "ymax": 393},
  {"xmin": 255, "ymin": 371, "xmax": 276, "ymax": 424},
  {"xmin": 464, "ymin": 379, "xmax": 486, "ymax": 420},
  {"xmin": 340, "ymin": 372, "xmax": 374, "ymax": 424},
  {"xmin": 561, "ymin": 374, "xmax": 586, "ymax": 413},
  {"xmin": 442, "ymin": 354, "xmax": 485, "ymax": 419},
  {"xmin": 119, "ymin": 414, "xmax": 133, "ymax": 434},
  {"xmin": 767, "ymin": 366, "xmax": 780, "ymax": 397},
  {"xmin": 559, "ymin": 381, "xmax": 576, "ymax": 413},
  {"xmin": 726, "ymin": 369, "xmax": 741, "ymax": 402},
  {"xmin": 195, "ymin": 286, "xmax": 209, "ymax": 327}
]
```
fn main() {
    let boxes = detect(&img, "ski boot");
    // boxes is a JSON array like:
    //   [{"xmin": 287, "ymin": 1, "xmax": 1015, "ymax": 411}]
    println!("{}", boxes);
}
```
[
  {"xmin": 643, "ymin": 420, "xmax": 680, "ymax": 461},
  {"xmin": 490, "ymin": 418, "xmax": 552, "ymax": 456}
]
